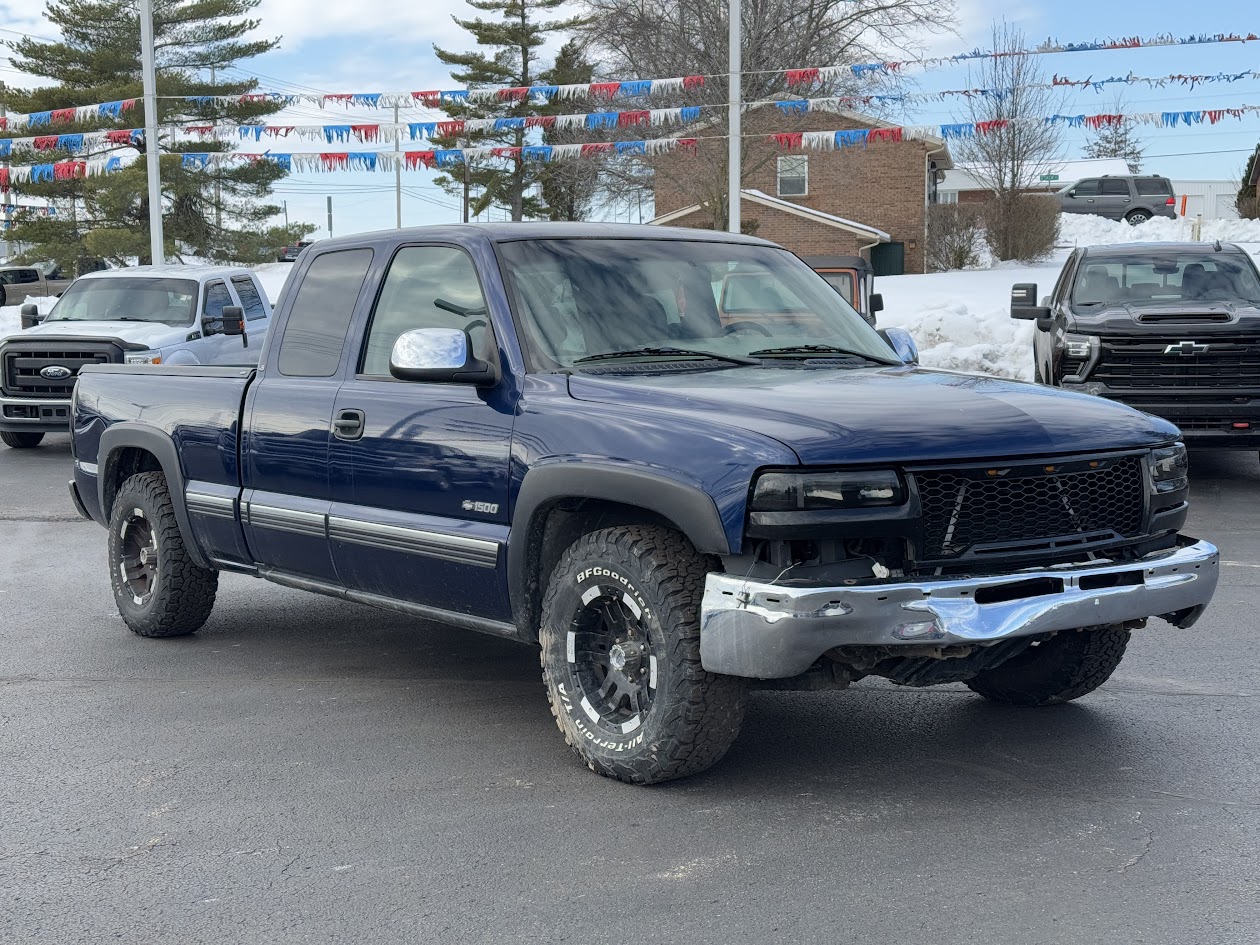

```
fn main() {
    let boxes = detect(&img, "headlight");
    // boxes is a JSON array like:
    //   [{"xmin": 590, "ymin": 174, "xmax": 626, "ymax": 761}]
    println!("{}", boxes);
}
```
[
  {"xmin": 751, "ymin": 469, "xmax": 906, "ymax": 511},
  {"xmin": 1150, "ymin": 443, "xmax": 1188, "ymax": 493},
  {"xmin": 1060, "ymin": 332, "xmax": 1099, "ymax": 364},
  {"xmin": 125, "ymin": 351, "xmax": 162, "ymax": 364}
]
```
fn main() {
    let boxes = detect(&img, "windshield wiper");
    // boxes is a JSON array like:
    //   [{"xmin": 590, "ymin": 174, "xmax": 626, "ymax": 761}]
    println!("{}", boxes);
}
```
[
  {"xmin": 574, "ymin": 346, "xmax": 760, "ymax": 366},
  {"xmin": 748, "ymin": 344, "xmax": 893, "ymax": 363}
]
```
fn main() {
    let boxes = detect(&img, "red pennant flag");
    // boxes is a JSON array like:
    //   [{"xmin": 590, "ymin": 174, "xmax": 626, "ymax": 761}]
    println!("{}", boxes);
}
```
[
  {"xmin": 589, "ymin": 82, "xmax": 621, "ymax": 99},
  {"xmin": 351, "ymin": 124, "xmax": 380, "ymax": 142},
  {"xmin": 33, "ymin": 136, "xmax": 60, "ymax": 151},
  {"xmin": 182, "ymin": 125, "xmax": 213, "ymax": 136},
  {"xmin": 321, "ymin": 153, "xmax": 350, "ymax": 171},
  {"xmin": 266, "ymin": 126, "xmax": 295, "ymax": 137},
  {"xmin": 0, "ymin": 167, "xmax": 9, "ymax": 191},
  {"xmin": 525, "ymin": 115, "xmax": 556, "ymax": 129},
  {"xmin": 492, "ymin": 146, "xmax": 523, "ymax": 159},
  {"xmin": 108, "ymin": 129, "xmax": 139, "ymax": 144},
  {"xmin": 973, "ymin": 120, "xmax": 1008, "ymax": 135},
  {"xmin": 771, "ymin": 132, "xmax": 803, "ymax": 150},
  {"xmin": 580, "ymin": 142, "xmax": 616, "ymax": 156},
  {"xmin": 54, "ymin": 160, "xmax": 86, "ymax": 180},
  {"xmin": 785, "ymin": 68, "xmax": 820, "ymax": 88},
  {"xmin": 323, "ymin": 93, "xmax": 354, "ymax": 105},
  {"xmin": 413, "ymin": 91, "xmax": 441, "ymax": 105},
  {"xmin": 51, "ymin": 108, "xmax": 76, "ymax": 124},
  {"xmin": 867, "ymin": 127, "xmax": 904, "ymax": 143},
  {"xmin": 436, "ymin": 120, "xmax": 465, "ymax": 137},
  {"xmin": 618, "ymin": 110, "xmax": 650, "ymax": 127},
  {"xmin": 682, "ymin": 75, "xmax": 705, "ymax": 90},
  {"xmin": 497, "ymin": 87, "xmax": 530, "ymax": 101},
  {"xmin": 677, "ymin": 138, "xmax": 699, "ymax": 154},
  {"xmin": 404, "ymin": 151, "xmax": 436, "ymax": 169}
]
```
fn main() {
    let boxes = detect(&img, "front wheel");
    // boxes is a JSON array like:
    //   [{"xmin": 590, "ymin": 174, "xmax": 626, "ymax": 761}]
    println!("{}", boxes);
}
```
[
  {"xmin": 539, "ymin": 526, "xmax": 747, "ymax": 784},
  {"xmin": 965, "ymin": 626, "xmax": 1130, "ymax": 706},
  {"xmin": 108, "ymin": 472, "xmax": 218, "ymax": 637},
  {"xmin": 1, "ymin": 431, "xmax": 45, "ymax": 449}
]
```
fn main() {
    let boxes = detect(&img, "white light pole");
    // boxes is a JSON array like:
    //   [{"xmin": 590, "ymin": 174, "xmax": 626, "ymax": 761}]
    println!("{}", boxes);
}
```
[
  {"xmin": 139, "ymin": 0, "xmax": 165, "ymax": 264},
  {"xmin": 727, "ymin": 0, "xmax": 741, "ymax": 234}
]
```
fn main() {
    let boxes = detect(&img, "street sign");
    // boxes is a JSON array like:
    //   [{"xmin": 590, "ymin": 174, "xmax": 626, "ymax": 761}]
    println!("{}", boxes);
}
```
[{"xmin": 1040, "ymin": 174, "xmax": 1060, "ymax": 182}]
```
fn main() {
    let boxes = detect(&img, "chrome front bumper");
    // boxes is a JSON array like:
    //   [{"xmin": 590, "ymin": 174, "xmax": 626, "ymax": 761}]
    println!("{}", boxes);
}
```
[{"xmin": 700, "ymin": 538, "xmax": 1220, "ymax": 679}]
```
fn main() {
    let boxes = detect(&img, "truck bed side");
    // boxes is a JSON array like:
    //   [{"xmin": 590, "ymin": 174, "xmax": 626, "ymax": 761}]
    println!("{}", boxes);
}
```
[{"xmin": 72, "ymin": 364, "xmax": 255, "ymax": 569}]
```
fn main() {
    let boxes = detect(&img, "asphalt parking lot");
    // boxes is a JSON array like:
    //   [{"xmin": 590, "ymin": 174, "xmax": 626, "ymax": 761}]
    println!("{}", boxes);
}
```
[{"xmin": 2, "ymin": 434, "xmax": 1258, "ymax": 944}]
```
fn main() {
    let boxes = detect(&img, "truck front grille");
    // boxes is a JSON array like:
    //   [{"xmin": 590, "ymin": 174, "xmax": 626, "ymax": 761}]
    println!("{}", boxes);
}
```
[
  {"xmin": 911, "ymin": 455, "xmax": 1146, "ymax": 562},
  {"xmin": 1, "ymin": 345, "xmax": 115, "ymax": 397},
  {"xmin": 1093, "ymin": 335, "xmax": 1260, "ymax": 390}
]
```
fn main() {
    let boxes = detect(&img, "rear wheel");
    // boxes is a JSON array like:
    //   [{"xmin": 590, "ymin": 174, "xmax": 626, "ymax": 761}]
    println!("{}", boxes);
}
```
[
  {"xmin": 108, "ymin": 472, "xmax": 218, "ymax": 637},
  {"xmin": 965, "ymin": 626, "xmax": 1130, "ymax": 706},
  {"xmin": 1, "ymin": 431, "xmax": 45, "ymax": 449},
  {"xmin": 1125, "ymin": 210, "xmax": 1151, "ymax": 225},
  {"xmin": 539, "ymin": 525, "xmax": 747, "ymax": 784}
]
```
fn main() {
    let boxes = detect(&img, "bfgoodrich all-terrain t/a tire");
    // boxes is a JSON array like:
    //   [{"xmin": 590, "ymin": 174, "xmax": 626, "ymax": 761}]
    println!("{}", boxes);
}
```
[
  {"xmin": 965, "ymin": 626, "xmax": 1131, "ymax": 706},
  {"xmin": 539, "ymin": 526, "xmax": 747, "ymax": 785},
  {"xmin": 107, "ymin": 472, "xmax": 218, "ymax": 638}
]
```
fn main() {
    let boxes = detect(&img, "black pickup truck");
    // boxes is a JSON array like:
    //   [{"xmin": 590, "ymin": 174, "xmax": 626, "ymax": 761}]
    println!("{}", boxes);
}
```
[{"xmin": 1014, "ymin": 241, "xmax": 1260, "ymax": 454}]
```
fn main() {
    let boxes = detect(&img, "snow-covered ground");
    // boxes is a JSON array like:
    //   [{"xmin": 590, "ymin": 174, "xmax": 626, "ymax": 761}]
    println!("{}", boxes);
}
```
[{"xmin": 883, "ymin": 215, "xmax": 1260, "ymax": 381}]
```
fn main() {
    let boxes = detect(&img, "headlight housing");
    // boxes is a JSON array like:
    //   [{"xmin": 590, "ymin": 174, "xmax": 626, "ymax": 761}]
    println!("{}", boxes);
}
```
[
  {"xmin": 1059, "ymin": 333, "xmax": 1099, "ymax": 380},
  {"xmin": 125, "ymin": 351, "xmax": 162, "ymax": 365},
  {"xmin": 1149, "ymin": 443, "xmax": 1188, "ymax": 493},
  {"xmin": 751, "ymin": 469, "xmax": 906, "ymax": 511}
]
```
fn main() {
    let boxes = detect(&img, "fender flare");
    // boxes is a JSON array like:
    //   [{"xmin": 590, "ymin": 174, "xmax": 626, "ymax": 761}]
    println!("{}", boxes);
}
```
[
  {"xmin": 97, "ymin": 423, "xmax": 211, "ymax": 569},
  {"xmin": 508, "ymin": 463, "xmax": 733, "ymax": 633}
]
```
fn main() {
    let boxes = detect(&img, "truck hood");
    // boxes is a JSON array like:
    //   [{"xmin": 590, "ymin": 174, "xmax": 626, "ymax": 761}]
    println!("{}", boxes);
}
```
[
  {"xmin": 13, "ymin": 320, "xmax": 190, "ymax": 348},
  {"xmin": 1065, "ymin": 300, "xmax": 1260, "ymax": 336},
  {"xmin": 568, "ymin": 366, "xmax": 1180, "ymax": 465}
]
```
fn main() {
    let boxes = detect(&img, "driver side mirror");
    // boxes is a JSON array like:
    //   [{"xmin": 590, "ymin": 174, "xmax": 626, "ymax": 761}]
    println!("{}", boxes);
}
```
[
  {"xmin": 390, "ymin": 327, "xmax": 498, "ymax": 386},
  {"xmin": 878, "ymin": 327, "xmax": 918, "ymax": 365},
  {"xmin": 20, "ymin": 304, "xmax": 47, "ymax": 329},
  {"xmin": 1010, "ymin": 283, "xmax": 1051, "ymax": 322},
  {"xmin": 869, "ymin": 292, "xmax": 884, "ymax": 315}
]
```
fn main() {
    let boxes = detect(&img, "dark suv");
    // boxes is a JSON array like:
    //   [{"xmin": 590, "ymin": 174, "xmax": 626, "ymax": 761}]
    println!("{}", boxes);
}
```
[
  {"xmin": 1013, "ymin": 241, "xmax": 1260, "ymax": 451},
  {"xmin": 1057, "ymin": 175, "xmax": 1177, "ymax": 225}
]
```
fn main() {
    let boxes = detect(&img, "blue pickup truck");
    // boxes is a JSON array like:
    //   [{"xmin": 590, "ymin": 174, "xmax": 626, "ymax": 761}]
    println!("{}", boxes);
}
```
[{"xmin": 69, "ymin": 223, "xmax": 1220, "ymax": 784}]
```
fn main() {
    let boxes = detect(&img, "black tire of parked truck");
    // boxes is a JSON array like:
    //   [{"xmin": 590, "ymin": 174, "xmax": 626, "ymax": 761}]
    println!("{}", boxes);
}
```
[
  {"xmin": 107, "ymin": 472, "xmax": 218, "ymax": 638},
  {"xmin": 964, "ymin": 626, "xmax": 1131, "ymax": 706},
  {"xmin": 1, "ymin": 431, "xmax": 45, "ymax": 448},
  {"xmin": 538, "ymin": 525, "xmax": 748, "ymax": 785}
]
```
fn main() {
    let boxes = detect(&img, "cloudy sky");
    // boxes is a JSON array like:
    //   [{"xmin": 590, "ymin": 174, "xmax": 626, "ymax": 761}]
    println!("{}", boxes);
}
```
[{"xmin": 1, "ymin": 0, "xmax": 1255, "ymax": 237}]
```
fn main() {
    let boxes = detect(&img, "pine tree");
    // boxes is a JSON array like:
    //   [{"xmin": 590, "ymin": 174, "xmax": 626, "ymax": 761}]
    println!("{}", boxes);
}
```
[
  {"xmin": 432, "ymin": 0, "xmax": 588, "ymax": 221},
  {"xmin": 1238, "ymin": 146, "xmax": 1259, "ymax": 220},
  {"xmin": 1082, "ymin": 101, "xmax": 1145, "ymax": 174},
  {"xmin": 1, "ymin": 0, "xmax": 307, "ymax": 269},
  {"xmin": 538, "ymin": 40, "xmax": 598, "ymax": 221}
]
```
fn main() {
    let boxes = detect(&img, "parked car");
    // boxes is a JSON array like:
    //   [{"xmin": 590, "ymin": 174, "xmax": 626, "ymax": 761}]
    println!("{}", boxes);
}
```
[
  {"xmin": 0, "ymin": 262, "xmax": 73, "ymax": 307},
  {"xmin": 801, "ymin": 255, "xmax": 883, "ymax": 325},
  {"xmin": 1013, "ymin": 241, "xmax": 1260, "ymax": 453},
  {"xmin": 69, "ymin": 223, "xmax": 1218, "ymax": 784},
  {"xmin": 0, "ymin": 265, "xmax": 271, "ymax": 449},
  {"xmin": 1056, "ymin": 175, "xmax": 1177, "ymax": 225},
  {"xmin": 277, "ymin": 240, "xmax": 313, "ymax": 263}
]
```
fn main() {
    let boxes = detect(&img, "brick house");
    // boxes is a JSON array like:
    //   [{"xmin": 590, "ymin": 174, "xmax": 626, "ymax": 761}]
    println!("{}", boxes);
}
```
[{"xmin": 649, "ymin": 108, "xmax": 951, "ymax": 275}]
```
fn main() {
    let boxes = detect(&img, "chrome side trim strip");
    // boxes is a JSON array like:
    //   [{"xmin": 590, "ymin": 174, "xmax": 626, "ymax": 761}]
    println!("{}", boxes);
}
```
[
  {"xmin": 186, "ymin": 491, "xmax": 237, "ymax": 520},
  {"xmin": 244, "ymin": 502, "xmax": 327, "ymax": 538},
  {"xmin": 327, "ymin": 515, "xmax": 499, "ymax": 568},
  {"xmin": 74, "ymin": 460, "xmax": 98, "ymax": 476}
]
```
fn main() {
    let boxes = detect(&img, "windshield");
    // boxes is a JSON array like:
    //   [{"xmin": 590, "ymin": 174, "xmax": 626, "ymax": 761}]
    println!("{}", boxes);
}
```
[
  {"xmin": 1073, "ymin": 253, "xmax": 1260, "ymax": 307},
  {"xmin": 496, "ymin": 239, "xmax": 897, "ymax": 370},
  {"xmin": 45, "ymin": 277, "xmax": 199, "ymax": 325}
]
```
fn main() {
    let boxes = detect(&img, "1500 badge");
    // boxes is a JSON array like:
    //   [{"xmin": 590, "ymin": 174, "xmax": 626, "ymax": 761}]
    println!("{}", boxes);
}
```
[{"xmin": 461, "ymin": 499, "xmax": 499, "ymax": 514}]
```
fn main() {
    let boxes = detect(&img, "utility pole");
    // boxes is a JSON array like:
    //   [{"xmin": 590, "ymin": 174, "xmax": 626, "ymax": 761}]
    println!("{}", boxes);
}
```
[
  {"xmin": 393, "ymin": 104, "xmax": 402, "ymax": 228},
  {"xmin": 210, "ymin": 66, "xmax": 222, "ymax": 233},
  {"xmin": 462, "ymin": 159, "xmax": 470, "ymax": 223},
  {"xmin": 139, "ymin": 0, "xmax": 165, "ymax": 264},
  {"xmin": 326, "ymin": 196, "xmax": 333, "ymax": 238},
  {"xmin": 282, "ymin": 200, "xmax": 289, "ymax": 229},
  {"xmin": 727, "ymin": 0, "xmax": 741, "ymax": 234}
]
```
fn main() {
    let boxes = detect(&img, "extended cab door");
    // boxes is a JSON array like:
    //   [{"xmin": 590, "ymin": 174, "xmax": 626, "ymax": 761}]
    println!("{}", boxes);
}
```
[
  {"xmin": 328, "ymin": 244, "xmax": 516, "ymax": 620},
  {"xmin": 230, "ymin": 274, "xmax": 271, "ymax": 366},
  {"xmin": 241, "ymin": 247, "xmax": 375, "ymax": 583}
]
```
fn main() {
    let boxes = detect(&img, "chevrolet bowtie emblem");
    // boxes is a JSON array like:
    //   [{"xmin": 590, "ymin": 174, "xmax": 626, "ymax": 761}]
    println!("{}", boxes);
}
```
[{"xmin": 1164, "ymin": 341, "xmax": 1209, "ymax": 356}]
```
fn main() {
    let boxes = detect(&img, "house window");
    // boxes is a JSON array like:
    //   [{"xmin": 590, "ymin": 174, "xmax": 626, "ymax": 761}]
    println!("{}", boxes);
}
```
[
  {"xmin": 937, "ymin": 191, "xmax": 959, "ymax": 204},
  {"xmin": 777, "ymin": 156, "xmax": 808, "ymax": 197}
]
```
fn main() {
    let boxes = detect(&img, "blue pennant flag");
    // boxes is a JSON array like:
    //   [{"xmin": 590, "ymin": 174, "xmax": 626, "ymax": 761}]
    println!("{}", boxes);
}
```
[
  {"xmin": 182, "ymin": 153, "xmax": 210, "ymax": 169},
  {"xmin": 239, "ymin": 126, "xmax": 266, "ymax": 141},
  {"xmin": 0, "ymin": 140, "xmax": 10, "ymax": 158},
  {"xmin": 324, "ymin": 125, "xmax": 353, "ymax": 143},
  {"xmin": 775, "ymin": 100, "xmax": 810, "ymax": 116},
  {"xmin": 834, "ymin": 129, "xmax": 870, "ymax": 148},
  {"xmin": 185, "ymin": 96, "xmax": 214, "ymax": 107},
  {"xmin": 269, "ymin": 153, "xmax": 292, "ymax": 171},
  {"xmin": 494, "ymin": 117, "xmax": 526, "ymax": 131},
  {"xmin": 409, "ymin": 123, "xmax": 437, "ymax": 140},
  {"xmin": 680, "ymin": 106, "xmax": 701, "ymax": 122},
  {"xmin": 434, "ymin": 149, "xmax": 464, "ymax": 166},
  {"xmin": 98, "ymin": 100, "xmax": 127, "ymax": 118},
  {"xmin": 531, "ymin": 85, "xmax": 558, "ymax": 101},
  {"xmin": 28, "ymin": 111, "xmax": 52, "ymax": 127},
  {"xmin": 939, "ymin": 123, "xmax": 974, "ymax": 139},
  {"xmin": 616, "ymin": 140, "xmax": 647, "ymax": 155},
  {"xmin": 352, "ymin": 93, "xmax": 382, "ymax": 107},
  {"xmin": 586, "ymin": 112, "xmax": 619, "ymax": 129},
  {"xmin": 105, "ymin": 156, "xmax": 122, "ymax": 172},
  {"xmin": 348, "ymin": 153, "xmax": 378, "ymax": 171},
  {"xmin": 522, "ymin": 145, "xmax": 552, "ymax": 162},
  {"xmin": 31, "ymin": 164, "xmax": 55, "ymax": 182},
  {"xmin": 619, "ymin": 80, "xmax": 652, "ymax": 97},
  {"xmin": 441, "ymin": 90, "xmax": 469, "ymax": 103},
  {"xmin": 56, "ymin": 134, "xmax": 84, "ymax": 152}
]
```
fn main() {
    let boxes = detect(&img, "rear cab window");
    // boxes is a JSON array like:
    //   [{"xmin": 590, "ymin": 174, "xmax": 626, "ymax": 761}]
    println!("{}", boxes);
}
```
[
  {"xmin": 231, "ymin": 276, "xmax": 268, "ymax": 320},
  {"xmin": 277, "ymin": 249, "xmax": 374, "ymax": 377},
  {"xmin": 1135, "ymin": 179, "xmax": 1173, "ymax": 196}
]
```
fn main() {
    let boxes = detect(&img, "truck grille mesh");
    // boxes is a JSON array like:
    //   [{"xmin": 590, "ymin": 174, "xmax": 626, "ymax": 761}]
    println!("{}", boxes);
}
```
[
  {"xmin": 912, "ymin": 456, "xmax": 1146, "ymax": 560},
  {"xmin": 1093, "ymin": 336, "xmax": 1260, "ymax": 389},
  {"xmin": 2, "ymin": 347, "xmax": 113, "ymax": 397}
]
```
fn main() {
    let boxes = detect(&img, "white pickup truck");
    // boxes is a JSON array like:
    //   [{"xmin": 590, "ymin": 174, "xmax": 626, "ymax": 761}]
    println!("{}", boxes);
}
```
[{"xmin": 0, "ymin": 265, "xmax": 272, "ymax": 448}]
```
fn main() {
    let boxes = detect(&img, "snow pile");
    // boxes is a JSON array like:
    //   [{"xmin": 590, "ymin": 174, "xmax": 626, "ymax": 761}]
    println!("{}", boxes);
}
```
[
  {"xmin": 1059, "ymin": 214, "xmax": 1260, "ymax": 248},
  {"xmin": 0, "ymin": 296, "xmax": 58, "ymax": 341},
  {"xmin": 880, "ymin": 265, "xmax": 1058, "ymax": 382}
]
